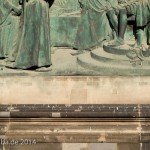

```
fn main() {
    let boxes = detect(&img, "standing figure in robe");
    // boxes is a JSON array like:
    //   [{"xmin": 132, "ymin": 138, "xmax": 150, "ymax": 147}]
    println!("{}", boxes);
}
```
[
  {"xmin": 71, "ymin": 0, "xmax": 116, "ymax": 55},
  {"xmin": 5, "ymin": 0, "xmax": 22, "ymax": 57},
  {"xmin": 0, "ymin": 0, "xmax": 21, "ymax": 58},
  {"xmin": 6, "ymin": 0, "xmax": 54, "ymax": 71}
]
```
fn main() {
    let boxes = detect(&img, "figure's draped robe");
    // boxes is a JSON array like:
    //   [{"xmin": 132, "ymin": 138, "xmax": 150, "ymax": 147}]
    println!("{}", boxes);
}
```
[
  {"xmin": 133, "ymin": 0, "xmax": 150, "ymax": 27},
  {"xmin": 12, "ymin": 0, "xmax": 51, "ymax": 69},
  {"xmin": 73, "ymin": 0, "xmax": 117, "ymax": 50},
  {"xmin": 136, "ymin": 0, "xmax": 150, "ymax": 44},
  {"xmin": 0, "ymin": 0, "xmax": 12, "ymax": 58},
  {"xmin": 3, "ymin": 0, "xmax": 20, "ymax": 57},
  {"xmin": 119, "ymin": 0, "xmax": 150, "ymax": 44}
]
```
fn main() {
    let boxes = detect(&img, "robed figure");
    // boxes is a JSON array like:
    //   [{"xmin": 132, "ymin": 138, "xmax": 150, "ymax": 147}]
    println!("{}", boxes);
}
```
[
  {"xmin": 0, "ymin": 0, "xmax": 21, "ymax": 58},
  {"xmin": 72, "ymin": 0, "xmax": 117, "ymax": 55},
  {"xmin": 7, "ymin": 0, "xmax": 54, "ymax": 71}
]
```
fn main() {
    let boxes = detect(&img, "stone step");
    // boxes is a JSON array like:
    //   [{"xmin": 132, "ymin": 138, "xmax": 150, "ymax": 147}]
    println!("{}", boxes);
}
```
[
  {"xmin": 77, "ymin": 52, "xmax": 150, "ymax": 75},
  {"xmin": 91, "ymin": 49, "xmax": 150, "ymax": 66},
  {"xmin": 91, "ymin": 48, "xmax": 127, "ymax": 61},
  {"xmin": 103, "ymin": 44, "xmax": 131, "ymax": 55}
]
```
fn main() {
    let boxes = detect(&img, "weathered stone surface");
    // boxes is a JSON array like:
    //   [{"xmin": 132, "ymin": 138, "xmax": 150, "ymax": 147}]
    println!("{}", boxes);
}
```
[
  {"xmin": 142, "ymin": 143, "xmax": 150, "ymax": 150},
  {"xmin": 117, "ymin": 143, "xmax": 140, "ymax": 150},
  {"xmin": 88, "ymin": 143, "xmax": 117, "ymax": 150},
  {"xmin": 4, "ymin": 143, "xmax": 62, "ymax": 150},
  {"xmin": 0, "ymin": 145, "xmax": 3, "ymax": 150},
  {"xmin": 62, "ymin": 143, "xmax": 88, "ymax": 150},
  {"xmin": 1, "ymin": 77, "xmax": 150, "ymax": 104},
  {"xmin": 1, "ymin": 104, "xmax": 150, "ymax": 118},
  {"xmin": 1, "ymin": 105, "xmax": 150, "ymax": 148},
  {"xmin": 62, "ymin": 143, "xmax": 117, "ymax": 150},
  {"xmin": 1, "ymin": 105, "xmax": 150, "ymax": 145},
  {"xmin": 0, "ymin": 119, "xmax": 149, "ymax": 143}
]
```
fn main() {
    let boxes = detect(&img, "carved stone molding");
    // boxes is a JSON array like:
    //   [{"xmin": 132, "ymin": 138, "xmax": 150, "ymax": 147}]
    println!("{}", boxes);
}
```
[{"xmin": 0, "ymin": 105, "xmax": 150, "ymax": 144}]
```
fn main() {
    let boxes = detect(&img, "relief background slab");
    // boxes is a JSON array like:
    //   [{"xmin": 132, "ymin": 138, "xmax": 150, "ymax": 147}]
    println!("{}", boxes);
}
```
[{"xmin": 0, "ymin": 76, "xmax": 150, "ymax": 104}]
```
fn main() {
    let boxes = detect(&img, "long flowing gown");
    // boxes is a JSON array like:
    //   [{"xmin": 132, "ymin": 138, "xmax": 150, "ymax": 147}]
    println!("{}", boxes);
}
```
[
  {"xmin": 10, "ymin": 0, "xmax": 52, "ymax": 69},
  {"xmin": 73, "ymin": 0, "xmax": 116, "ymax": 50},
  {"xmin": 0, "ymin": 0, "xmax": 13, "ymax": 58},
  {"xmin": 2, "ymin": 0, "xmax": 21, "ymax": 58}
]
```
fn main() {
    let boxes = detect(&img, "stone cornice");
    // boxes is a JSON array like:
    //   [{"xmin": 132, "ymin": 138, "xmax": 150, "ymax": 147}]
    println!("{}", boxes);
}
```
[{"xmin": 0, "ymin": 104, "xmax": 150, "ymax": 143}]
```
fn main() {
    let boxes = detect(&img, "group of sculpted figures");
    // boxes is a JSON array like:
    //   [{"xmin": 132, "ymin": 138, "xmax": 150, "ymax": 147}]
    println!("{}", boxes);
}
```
[
  {"xmin": 74, "ymin": 0, "xmax": 150, "ymax": 61},
  {"xmin": 0, "ymin": 0, "xmax": 54, "ymax": 71},
  {"xmin": 0, "ymin": 0, "xmax": 150, "ymax": 72}
]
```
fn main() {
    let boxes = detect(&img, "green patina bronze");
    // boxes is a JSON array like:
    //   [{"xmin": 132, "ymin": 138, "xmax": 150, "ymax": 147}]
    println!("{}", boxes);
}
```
[
  {"xmin": 0, "ymin": 0, "xmax": 150, "ymax": 75},
  {"xmin": 0, "ymin": 0, "xmax": 21, "ymax": 58},
  {"xmin": 5, "ymin": 0, "xmax": 54, "ymax": 71},
  {"xmin": 72, "ymin": 0, "xmax": 114, "ymax": 54}
]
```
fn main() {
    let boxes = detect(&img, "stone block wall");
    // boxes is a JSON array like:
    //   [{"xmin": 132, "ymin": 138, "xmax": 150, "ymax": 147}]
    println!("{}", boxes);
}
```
[{"xmin": 0, "ymin": 143, "xmax": 117, "ymax": 150}]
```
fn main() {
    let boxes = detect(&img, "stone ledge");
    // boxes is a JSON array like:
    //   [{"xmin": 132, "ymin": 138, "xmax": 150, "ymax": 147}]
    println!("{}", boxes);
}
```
[
  {"xmin": 0, "ymin": 119, "xmax": 150, "ymax": 143},
  {"xmin": 0, "ymin": 104, "xmax": 150, "ymax": 118},
  {"xmin": 1, "ymin": 105, "xmax": 150, "ymax": 144}
]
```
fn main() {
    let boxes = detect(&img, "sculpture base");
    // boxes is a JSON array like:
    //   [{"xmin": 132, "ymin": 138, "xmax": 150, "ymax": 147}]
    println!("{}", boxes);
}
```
[
  {"xmin": 77, "ymin": 44, "xmax": 150, "ymax": 76},
  {"xmin": 103, "ymin": 44, "xmax": 132, "ymax": 55}
]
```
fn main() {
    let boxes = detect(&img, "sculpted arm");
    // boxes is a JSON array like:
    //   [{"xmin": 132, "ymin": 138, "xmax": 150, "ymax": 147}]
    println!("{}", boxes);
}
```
[{"xmin": 3, "ymin": 0, "xmax": 22, "ymax": 15}]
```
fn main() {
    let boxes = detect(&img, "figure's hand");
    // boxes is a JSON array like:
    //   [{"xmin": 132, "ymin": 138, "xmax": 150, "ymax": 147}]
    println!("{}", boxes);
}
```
[
  {"xmin": 11, "ymin": 11, "xmax": 18, "ymax": 16},
  {"xmin": 13, "ymin": 6, "xmax": 22, "ymax": 15}
]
